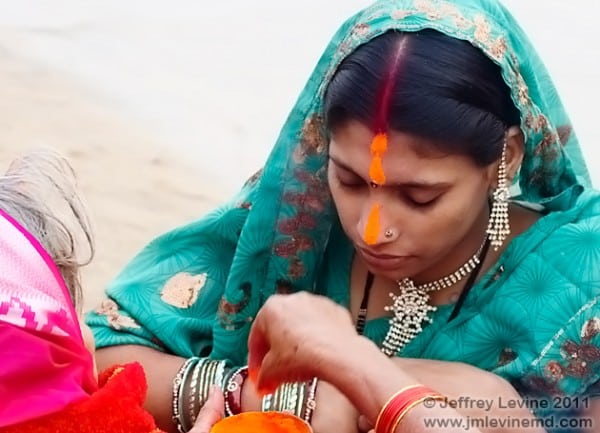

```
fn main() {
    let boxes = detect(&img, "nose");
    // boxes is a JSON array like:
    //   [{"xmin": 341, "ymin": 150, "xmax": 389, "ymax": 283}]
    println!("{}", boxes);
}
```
[{"xmin": 358, "ymin": 201, "xmax": 397, "ymax": 245}]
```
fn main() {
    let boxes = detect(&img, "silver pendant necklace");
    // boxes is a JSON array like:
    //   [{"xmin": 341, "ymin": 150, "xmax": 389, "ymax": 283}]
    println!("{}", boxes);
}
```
[{"xmin": 380, "ymin": 236, "xmax": 488, "ymax": 356}]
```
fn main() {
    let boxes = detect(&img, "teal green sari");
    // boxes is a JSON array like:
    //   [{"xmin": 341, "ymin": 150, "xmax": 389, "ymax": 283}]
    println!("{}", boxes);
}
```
[{"xmin": 87, "ymin": 0, "xmax": 600, "ymax": 404}]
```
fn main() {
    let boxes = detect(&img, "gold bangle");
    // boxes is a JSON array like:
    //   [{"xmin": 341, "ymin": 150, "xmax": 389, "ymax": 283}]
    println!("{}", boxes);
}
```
[{"xmin": 390, "ymin": 393, "xmax": 446, "ymax": 433}]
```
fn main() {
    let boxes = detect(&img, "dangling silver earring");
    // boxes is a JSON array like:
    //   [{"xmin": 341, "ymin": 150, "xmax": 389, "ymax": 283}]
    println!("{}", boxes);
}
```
[{"xmin": 486, "ymin": 136, "xmax": 510, "ymax": 251}]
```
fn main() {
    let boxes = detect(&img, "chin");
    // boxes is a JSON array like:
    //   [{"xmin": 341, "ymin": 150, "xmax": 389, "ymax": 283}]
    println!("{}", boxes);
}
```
[{"xmin": 363, "ymin": 262, "xmax": 415, "ymax": 280}]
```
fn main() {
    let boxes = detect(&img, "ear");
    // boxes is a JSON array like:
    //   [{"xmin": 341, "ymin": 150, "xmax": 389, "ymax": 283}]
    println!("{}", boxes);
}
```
[{"xmin": 504, "ymin": 126, "xmax": 524, "ymax": 183}]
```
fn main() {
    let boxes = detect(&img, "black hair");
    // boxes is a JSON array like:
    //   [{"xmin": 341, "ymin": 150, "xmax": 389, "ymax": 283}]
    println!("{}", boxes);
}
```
[{"xmin": 323, "ymin": 29, "xmax": 521, "ymax": 166}]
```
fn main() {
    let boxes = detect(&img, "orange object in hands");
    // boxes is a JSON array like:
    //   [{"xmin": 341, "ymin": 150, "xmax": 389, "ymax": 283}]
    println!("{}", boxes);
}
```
[{"xmin": 210, "ymin": 412, "xmax": 313, "ymax": 433}]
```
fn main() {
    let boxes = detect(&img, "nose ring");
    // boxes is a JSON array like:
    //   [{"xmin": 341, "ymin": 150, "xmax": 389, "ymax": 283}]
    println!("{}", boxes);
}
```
[{"xmin": 384, "ymin": 228, "xmax": 394, "ymax": 239}]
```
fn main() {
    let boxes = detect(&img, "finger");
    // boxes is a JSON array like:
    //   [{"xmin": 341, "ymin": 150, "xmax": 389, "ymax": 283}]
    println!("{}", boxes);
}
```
[
  {"xmin": 254, "ymin": 350, "xmax": 281, "ymax": 396},
  {"xmin": 247, "ymin": 308, "xmax": 270, "ymax": 385},
  {"xmin": 358, "ymin": 414, "xmax": 374, "ymax": 432},
  {"xmin": 189, "ymin": 386, "xmax": 224, "ymax": 433}
]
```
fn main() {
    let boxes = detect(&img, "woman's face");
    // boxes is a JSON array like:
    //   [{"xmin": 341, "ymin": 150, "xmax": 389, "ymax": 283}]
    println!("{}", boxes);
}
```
[{"xmin": 328, "ymin": 120, "xmax": 494, "ymax": 281}]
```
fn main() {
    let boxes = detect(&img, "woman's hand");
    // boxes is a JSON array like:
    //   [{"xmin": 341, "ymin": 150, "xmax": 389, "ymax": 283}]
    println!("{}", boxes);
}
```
[
  {"xmin": 247, "ymin": 292, "xmax": 358, "ymax": 392},
  {"xmin": 247, "ymin": 292, "xmax": 362, "ymax": 433}
]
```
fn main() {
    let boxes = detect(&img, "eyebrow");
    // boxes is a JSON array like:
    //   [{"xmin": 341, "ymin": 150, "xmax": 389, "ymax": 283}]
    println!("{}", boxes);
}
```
[{"xmin": 328, "ymin": 155, "xmax": 451, "ymax": 189}]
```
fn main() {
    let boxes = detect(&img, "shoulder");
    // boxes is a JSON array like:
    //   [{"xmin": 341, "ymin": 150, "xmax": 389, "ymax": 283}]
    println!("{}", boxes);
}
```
[{"xmin": 532, "ymin": 189, "xmax": 600, "ymax": 288}]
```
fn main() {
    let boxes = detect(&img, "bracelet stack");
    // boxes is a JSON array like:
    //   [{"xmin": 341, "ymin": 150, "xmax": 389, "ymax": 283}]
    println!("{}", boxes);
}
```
[
  {"xmin": 171, "ymin": 357, "xmax": 229, "ymax": 433},
  {"xmin": 172, "ymin": 358, "xmax": 319, "ymax": 432},
  {"xmin": 374, "ymin": 384, "xmax": 446, "ymax": 433},
  {"xmin": 260, "ymin": 378, "xmax": 319, "ymax": 424}
]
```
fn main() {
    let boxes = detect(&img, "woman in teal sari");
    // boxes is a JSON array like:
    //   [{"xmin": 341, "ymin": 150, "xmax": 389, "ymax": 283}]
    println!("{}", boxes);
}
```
[{"xmin": 87, "ymin": 0, "xmax": 599, "ymax": 432}]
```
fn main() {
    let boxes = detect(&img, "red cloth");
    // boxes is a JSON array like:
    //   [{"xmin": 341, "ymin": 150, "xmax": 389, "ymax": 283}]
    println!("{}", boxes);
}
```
[{"xmin": 0, "ymin": 363, "xmax": 165, "ymax": 433}]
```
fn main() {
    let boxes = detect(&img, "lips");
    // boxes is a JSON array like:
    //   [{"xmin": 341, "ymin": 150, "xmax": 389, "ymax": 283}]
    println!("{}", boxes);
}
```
[{"xmin": 358, "ymin": 248, "xmax": 413, "ymax": 271}]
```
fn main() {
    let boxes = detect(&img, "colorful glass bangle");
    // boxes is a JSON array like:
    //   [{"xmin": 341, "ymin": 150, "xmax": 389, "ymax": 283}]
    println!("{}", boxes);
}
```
[
  {"xmin": 223, "ymin": 365, "xmax": 248, "ymax": 417},
  {"xmin": 375, "ymin": 385, "xmax": 444, "ymax": 433}
]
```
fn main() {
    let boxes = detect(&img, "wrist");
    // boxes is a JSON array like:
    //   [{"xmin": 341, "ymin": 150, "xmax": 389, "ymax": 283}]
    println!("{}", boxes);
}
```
[
  {"xmin": 320, "ymin": 335, "xmax": 382, "ymax": 388},
  {"xmin": 241, "ymin": 368, "xmax": 262, "ymax": 412},
  {"xmin": 322, "ymin": 336, "xmax": 422, "ymax": 422}
]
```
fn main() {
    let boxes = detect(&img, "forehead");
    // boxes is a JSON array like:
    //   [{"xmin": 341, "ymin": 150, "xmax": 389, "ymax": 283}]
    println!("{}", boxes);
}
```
[{"xmin": 329, "ymin": 121, "xmax": 480, "ymax": 179}]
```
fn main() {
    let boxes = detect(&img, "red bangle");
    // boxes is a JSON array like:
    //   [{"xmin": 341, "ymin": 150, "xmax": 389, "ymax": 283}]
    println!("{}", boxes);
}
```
[
  {"xmin": 223, "ymin": 366, "xmax": 248, "ymax": 417},
  {"xmin": 375, "ymin": 385, "xmax": 444, "ymax": 433}
]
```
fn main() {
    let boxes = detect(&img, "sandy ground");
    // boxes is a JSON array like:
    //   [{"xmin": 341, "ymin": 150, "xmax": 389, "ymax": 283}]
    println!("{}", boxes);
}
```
[{"xmin": 0, "ymin": 48, "xmax": 225, "ymax": 310}]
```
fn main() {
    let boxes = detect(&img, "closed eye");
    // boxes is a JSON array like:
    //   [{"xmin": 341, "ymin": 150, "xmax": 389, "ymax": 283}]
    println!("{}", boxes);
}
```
[
  {"xmin": 403, "ymin": 193, "xmax": 441, "ymax": 208},
  {"xmin": 337, "ymin": 178, "xmax": 366, "ymax": 190}
]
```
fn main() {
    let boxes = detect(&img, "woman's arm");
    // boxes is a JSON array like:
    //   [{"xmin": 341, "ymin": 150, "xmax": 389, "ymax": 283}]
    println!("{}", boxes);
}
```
[
  {"xmin": 390, "ymin": 357, "xmax": 540, "ymax": 429},
  {"xmin": 97, "ymin": 344, "xmax": 358, "ymax": 433},
  {"xmin": 319, "ymin": 336, "xmax": 545, "ymax": 433},
  {"xmin": 247, "ymin": 293, "xmax": 547, "ymax": 433},
  {"xmin": 96, "ymin": 345, "xmax": 186, "ymax": 433}
]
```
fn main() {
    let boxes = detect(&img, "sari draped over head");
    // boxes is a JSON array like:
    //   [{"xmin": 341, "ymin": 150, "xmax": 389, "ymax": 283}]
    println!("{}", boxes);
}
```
[
  {"xmin": 87, "ymin": 0, "xmax": 600, "ymax": 405},
  {"xmin": 0, "ymin": 209, "xmax": 97, "ymax": 427}
]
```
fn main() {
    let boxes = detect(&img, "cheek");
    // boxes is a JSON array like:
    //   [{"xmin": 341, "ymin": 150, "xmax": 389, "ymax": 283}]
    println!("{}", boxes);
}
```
[{"xmin": 418, "ymin": 188, "xmax": 488, "ymax": 244}]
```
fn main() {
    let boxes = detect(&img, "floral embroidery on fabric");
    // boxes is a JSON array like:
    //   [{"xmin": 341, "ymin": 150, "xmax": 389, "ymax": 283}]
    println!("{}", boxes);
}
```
[
  {"xmin": 353, "ymin": 23, "xmax": 371, "ymax": 37},
  {"xmin": 278, "ymin": 213, "xmax": 318, "ymax": 235},
  {"xmin": 237, "ymin": 201, "xmax": 252, "ymax": 210},
  {"xmin": 557, "ymin": 125, "xmax": 573, "ymax": 146},
  {"xmin": 390, "ymin": 9, "xmax": 411, "ymax": 20},
  {"xmin": 276, "ymin": 167, "xmax": 329, "ymax": 279},
  {"xmin": 244, "ymin": 168, "xmax": 263, "ymax": 188},
  {"xmin": 217, "ymin": 282, "xmax": 252, "ymax": 330},
  {"xmin": 473, "ymin": 14, "xmax": 492, "ymax": 43},
  {"xmin": 274, "ymin": 234, "xmax": 314, "ymax": 258},
  {"xmin": 293, "ymin": 115, "xmax": 328, "ymax": 163},
  {"xmin": 498, "ymin": 347, "xmax": 518, "ymax": 367},
  {"xmin": 522, "ymin": 374, "xmax": 560, "ymax": 396},
  {"xmin": 288, "ymin": 258, "xmax": 306, "ymax": 279},
  {"xmin": 160, "ymin": 272, "xmax": 207, "ymax": 308},
  {"xmin": 415, "ymin": 0, "xmax": 441, "ymax": 20},
  {"xmin": 545, "ymin": 360, "xmax": 565, "ymax": 382},
  {"xmin": 95, "ymin": 299, "xmax": 141, "ymax": 330},
  {"xmin": 282, "ymin": 191, "xmax": 326, "ymax": 213},
  {"xmin": 532, "ymin": 317, "xmax": 600, "ymax": 392},
  {"xmin": 489, "ymin": 36, "xmax": 507, "ymax": 61}
]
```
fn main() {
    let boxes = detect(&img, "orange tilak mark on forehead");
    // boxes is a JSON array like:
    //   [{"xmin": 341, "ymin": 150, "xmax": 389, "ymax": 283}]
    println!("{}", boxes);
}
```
[
  {"xmin": 369, "ymin": 132, "xmax": 388, "ymax": 186},
  {"xmin": 370, "ymin": 132, "xmax": 388, "ymax": 154},
  {"xmin": 364, "ymin": 202, "xmax": 381, "ymax": 246}
]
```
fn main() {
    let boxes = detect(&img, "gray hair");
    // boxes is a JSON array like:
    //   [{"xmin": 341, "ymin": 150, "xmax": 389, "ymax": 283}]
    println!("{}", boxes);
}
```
[{"xmin": 0, "ymin": 149, "xmax": 94, "ymax": 313}]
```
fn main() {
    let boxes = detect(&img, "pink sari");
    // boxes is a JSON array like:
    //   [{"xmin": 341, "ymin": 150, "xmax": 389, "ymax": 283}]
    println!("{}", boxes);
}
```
[{"xmin": 0, "ymin": 209, "xmax": 97, "ymax": 427}]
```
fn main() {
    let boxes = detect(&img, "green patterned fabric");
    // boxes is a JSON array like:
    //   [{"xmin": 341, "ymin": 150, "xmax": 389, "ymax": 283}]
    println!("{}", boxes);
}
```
[{"xmin": 87, "ymin": 0, "xmax": 600, "ymax": 404}]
